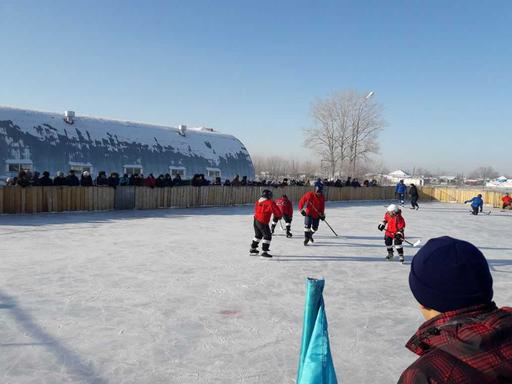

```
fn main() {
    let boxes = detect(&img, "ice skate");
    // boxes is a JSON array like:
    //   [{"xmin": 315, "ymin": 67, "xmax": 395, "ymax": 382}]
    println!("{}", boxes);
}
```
[
  {"xmin": 260, "ymin": 251, "xmax": 272, "ymax": 259},
  {"xmin": 249, "ymin": 248, "xmax": 259, "ymax": 256}
]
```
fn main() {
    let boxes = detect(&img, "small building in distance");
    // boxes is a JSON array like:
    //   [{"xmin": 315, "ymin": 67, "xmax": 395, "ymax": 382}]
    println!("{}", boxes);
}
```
[
  {"xmin": 486, "ymin": 176, "xmax": 512, "ymax": 188},
  {"xmin": 383, "ymin": 169, "xmax": 424, "ymax": 186},
  {"xmin": 0, "ymin": 106, "xmax": 255, "ymax": 181}
]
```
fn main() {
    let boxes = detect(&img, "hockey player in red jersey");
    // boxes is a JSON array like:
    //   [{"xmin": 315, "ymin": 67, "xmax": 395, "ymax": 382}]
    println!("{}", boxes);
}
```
[
  {"xmin": 298, "ymin": 185, "xmax": 326, "ymax": 246},
  {"xmin": 250, "ymin": 189, "xmax": 282, "ymax": 258},
  {"xmin": 502, "ymin": 193, "xmax": 512, "ymax": 210},
  {"xmin": 270, "ymin": 194, "xmax": 294, "ymax": 238},
  {"xmin": 378, "ymin": 204, "xmax": 406, "ymax": 262}
]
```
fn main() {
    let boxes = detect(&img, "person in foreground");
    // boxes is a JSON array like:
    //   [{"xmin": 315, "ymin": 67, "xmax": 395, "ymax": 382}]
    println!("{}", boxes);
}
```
[{"xmin": 398, "ymin": 236, "xmax": 512, "ymax": 383}]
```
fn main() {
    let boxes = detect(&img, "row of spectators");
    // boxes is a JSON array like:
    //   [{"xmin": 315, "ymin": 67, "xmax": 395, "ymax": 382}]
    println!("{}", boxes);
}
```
[
  {"xmin": 5, "ymin": 170, "xmax": 379, "ymax": 189},
  {"xmin": 6, "ymin": 170, "xmax": 187, "ymax": 188},
  {"xmin": 320, "ymin": 177, "xmax": 379, "ymax": 188}
]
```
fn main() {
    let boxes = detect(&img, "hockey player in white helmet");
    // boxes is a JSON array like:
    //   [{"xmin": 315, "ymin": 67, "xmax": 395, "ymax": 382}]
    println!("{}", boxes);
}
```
[{"xmin": 378, "ymin": 204, "xmax": 406, "ymax": 262}]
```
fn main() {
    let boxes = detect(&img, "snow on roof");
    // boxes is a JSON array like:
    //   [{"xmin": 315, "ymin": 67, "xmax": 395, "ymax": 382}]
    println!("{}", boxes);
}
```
[
  {"xmin": 0, "ymin": 106, "xmax": 249, "ymax": 165},
  {"xmin": 388, "ymin": 170, "xmax": 410, "ymax": 178}
]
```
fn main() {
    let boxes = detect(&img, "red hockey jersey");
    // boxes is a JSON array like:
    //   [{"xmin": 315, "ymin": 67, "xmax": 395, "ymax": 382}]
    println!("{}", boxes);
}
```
[
  {"xmin": 254, "ymin": 198, "xmax": 282, "ymax": 224},
  {"xmin": 383, "ymin": 211, "xmax": 405, "ymax": 238},
  {"xmin": 275, "ymin": 196, "xmax": 293, "ymax": 217},
  {"xmin": 298, "ymin": 191, "xmax": 325, "ymax": 219}
]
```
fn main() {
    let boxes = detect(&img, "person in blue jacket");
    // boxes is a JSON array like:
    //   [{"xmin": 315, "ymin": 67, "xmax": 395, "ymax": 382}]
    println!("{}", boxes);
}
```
[
  {"xmin": 465, "ymin": 194, "xmax": 484, "ymax": 215},
  {"xmin": 395, "ymin": 180, "xmax": 407, "ymax": 205}
]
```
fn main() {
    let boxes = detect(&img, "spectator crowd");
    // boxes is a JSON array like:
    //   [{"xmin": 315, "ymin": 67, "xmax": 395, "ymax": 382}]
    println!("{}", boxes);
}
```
[{"xmin": 4, "ymin": 170, "xmax": 380, "ymax": 189}]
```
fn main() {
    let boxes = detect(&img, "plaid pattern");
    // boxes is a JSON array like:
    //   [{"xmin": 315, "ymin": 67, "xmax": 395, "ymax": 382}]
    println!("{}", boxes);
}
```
[{"xmin": 398, "ymin": 303, "xmax": 512, "ymax": 383}]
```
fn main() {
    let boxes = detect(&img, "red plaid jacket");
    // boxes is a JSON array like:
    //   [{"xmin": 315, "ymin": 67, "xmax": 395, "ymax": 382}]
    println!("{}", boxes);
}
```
[{"xmin": 398, "ymin": 303, "xmax": 512, "ymax": 383}]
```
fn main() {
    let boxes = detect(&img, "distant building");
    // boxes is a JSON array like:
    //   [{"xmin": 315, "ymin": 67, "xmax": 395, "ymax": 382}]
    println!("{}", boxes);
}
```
[
  {"xmin": 486, "ymin": 176, "xmax": 512, "ymax": 188},
  {"xmin": 0, "ymin": 106, "xmax": 254, "ymax": 181},
  {"xmin": 383, "ymin": 169, "xmax": 424, "ymax": 186}
]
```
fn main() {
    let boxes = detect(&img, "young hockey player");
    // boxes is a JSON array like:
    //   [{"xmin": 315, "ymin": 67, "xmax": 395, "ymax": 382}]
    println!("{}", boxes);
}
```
[
  {"xmin": 378, "ymin": 204, "xmax": 406, "ymax": 262},
  {"xmin": 270, "ymin": 194, "xmax": 293, "ymax": 238},
  {"xmin": 502, "ymin": 193, "xmax": 512, "ymax": 210},
  {"xmin": 298, "ymin": 185, "xmax": 326, "ymax": 246},
  {"xmin": 464, "ymin": 194, "xmax": 484, "ymax": 215},
  {"xmin": 395, "ymin": 180, "xmax": 407, "ymax": 206},
  {"xmin": 250, "ymin": 189, "xmax": 282, "ymax": 258}
]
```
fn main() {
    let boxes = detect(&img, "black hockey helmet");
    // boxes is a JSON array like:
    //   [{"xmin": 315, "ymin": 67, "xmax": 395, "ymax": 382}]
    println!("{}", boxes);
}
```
[{"xmin": 261, "ymin": 189, "xmax": 273, "ymax": 199}]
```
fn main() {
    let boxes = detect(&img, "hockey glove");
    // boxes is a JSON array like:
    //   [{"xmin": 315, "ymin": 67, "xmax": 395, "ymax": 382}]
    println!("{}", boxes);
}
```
[
  {"xmin": 378, "ymin": 223, "xmax": 386, "ymax": 231},
  {"xmin": 320, "ymin": 214, "xmax": 326, "ymax": 221},
  {"xmin": 300, "ymin": 210, "xmax": 306, "ymax": 216},
  {"xmin": 394, "ymin": 232, "xmax": 404, "ymax": 240}
]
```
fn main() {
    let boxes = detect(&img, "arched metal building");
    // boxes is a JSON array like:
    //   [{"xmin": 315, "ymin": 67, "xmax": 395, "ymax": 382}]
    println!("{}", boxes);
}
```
[{"xmin": 0, "ymin": 106, "xmax": 255, "ymax": 181}]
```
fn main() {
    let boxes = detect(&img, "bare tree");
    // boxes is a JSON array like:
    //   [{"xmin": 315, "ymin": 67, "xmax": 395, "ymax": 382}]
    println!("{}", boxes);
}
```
[
  {"xmin": 415, "ymin": 167, "xmax": 434, "ymax": 177},
  {"xmin": 304, "ymin": 90, "xmax": 385, "ymax": 178},
  {"xmin": 468, "ymin": 166, "xmax": 499, "ymax": 181},
  {"xmin": 347, "ymin": 91, "xmax": 385, "ymax": 176},
  {"xmin": 252, "ymin": 155, "xmax": 319, "ymax": 180},
  {"xmin": 304, "ymin": 99, "xmax": 340, "ymax": 178}
]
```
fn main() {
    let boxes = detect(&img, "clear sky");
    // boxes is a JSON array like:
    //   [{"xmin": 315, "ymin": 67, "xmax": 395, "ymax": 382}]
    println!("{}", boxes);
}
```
[{"xmin": 1, "ymin": 0, "xmax": 510, "ymax": 174}]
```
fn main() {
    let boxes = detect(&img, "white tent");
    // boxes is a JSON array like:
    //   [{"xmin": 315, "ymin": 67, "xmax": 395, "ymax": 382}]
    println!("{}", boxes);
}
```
[
  {"xmin": 388, "ymin": 170, "xmax": 410, "ymax": 178},
  {"xmin": 384, "ymin": 170, "xmax": 423, "ymax": 186}
]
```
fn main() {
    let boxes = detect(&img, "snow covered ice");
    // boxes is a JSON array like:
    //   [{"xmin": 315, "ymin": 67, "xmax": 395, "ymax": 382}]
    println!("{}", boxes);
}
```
[{"xmin": 0, "ymin": 201, "xmax": 511, "ymax": 384}]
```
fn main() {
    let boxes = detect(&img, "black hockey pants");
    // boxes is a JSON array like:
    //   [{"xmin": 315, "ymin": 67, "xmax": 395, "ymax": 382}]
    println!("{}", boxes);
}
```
[
  {"xmin": 385, "ymin": 235, "xmax": 403, "ymax": 255},
  {"xmin": 304, "ymin": 215, "xmax": 320, "ymax": 239},
  {"xmin": 251, "ymin": 219, "xmax": 272, "ymax": 251}
]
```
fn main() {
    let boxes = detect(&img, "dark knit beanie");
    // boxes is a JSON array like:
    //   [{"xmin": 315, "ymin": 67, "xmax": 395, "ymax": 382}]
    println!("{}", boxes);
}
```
[{"xmin": 409, "ymin": 236, "xmax": 493, "ymax": 312}]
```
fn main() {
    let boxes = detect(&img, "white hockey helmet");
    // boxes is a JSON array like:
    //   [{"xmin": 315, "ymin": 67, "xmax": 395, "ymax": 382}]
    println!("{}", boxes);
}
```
[{"xmin": 387, "ymin": 204, "xmax": 399, "ymax": 213}]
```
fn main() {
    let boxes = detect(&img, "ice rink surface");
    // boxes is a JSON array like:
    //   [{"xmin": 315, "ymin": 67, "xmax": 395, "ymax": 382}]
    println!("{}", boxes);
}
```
[{"xmin": 0, "ymin": 201, "xmax": 511, "ymax": 384}]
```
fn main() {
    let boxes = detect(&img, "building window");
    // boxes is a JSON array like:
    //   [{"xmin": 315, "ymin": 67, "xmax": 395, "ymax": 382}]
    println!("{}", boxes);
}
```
[
  {"xmin": 69, "ymin": 162, "xmax": 93, "ymax": 174},
  {"xmin": 5, "ymin": 159, "xmax": 33, "ymax": 173},
  {"xmin": 206, "ymin": 167, "xmax": 221, "ymax": 179},
  {"xmin": 124, "ymin": 165, "xmax": 143, "ymax": 175},
  {"xmin": 169, "ymin": 166, "xmax": 186, "ymax": 178}
]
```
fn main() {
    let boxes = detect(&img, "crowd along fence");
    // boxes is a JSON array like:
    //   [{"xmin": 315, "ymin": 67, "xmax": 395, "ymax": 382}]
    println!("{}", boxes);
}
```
[{"xmin": 0, "ymin": 185, "xmax": 506, "ymax": 214}]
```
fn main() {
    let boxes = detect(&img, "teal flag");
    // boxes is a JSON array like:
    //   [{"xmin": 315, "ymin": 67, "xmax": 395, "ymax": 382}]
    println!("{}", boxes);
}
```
[{"xmin": 296, "ymin": 278, "xmax": 338, "ymax": 384}]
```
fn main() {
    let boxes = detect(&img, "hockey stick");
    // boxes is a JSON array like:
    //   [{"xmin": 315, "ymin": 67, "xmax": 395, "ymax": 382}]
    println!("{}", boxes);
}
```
[
  {"xmin": 403, "ymin": 239, "xmax": 421, "ymax": 247},
  {"xmin": 305, "ymin": 200, "xmax": 339, "ymax": 237},
  {"xmin": 279, "ymin": 220, "xmax": 285, "ymax": 231}
]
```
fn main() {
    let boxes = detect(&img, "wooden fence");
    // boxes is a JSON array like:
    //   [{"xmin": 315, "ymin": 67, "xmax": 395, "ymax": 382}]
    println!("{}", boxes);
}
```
[
  {"xmin": 0, "ymin": 185, "xmax": 506, "ymax": 214},
  {"xmin": 0, "ymin": 186, "xmax": 396, "ymax": 214},
  {"xmin": 419, "ymin": 187, "xmax": 506, "ymax": 208}
]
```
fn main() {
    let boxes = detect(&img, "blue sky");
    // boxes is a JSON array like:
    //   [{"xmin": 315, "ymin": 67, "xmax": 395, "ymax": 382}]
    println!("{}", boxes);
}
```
[{"xmin": 1, "ymin": 0, "xmax": 511, "ymax": 174}]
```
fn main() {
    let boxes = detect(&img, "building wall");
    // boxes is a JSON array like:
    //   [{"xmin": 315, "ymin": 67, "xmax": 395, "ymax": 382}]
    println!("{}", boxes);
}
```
[{"xmin": 0, "ymin": 107, "xmax": 254, "ymax": 180}]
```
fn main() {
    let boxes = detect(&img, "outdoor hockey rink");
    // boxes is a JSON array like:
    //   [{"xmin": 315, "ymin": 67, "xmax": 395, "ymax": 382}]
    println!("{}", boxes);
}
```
[{"xmin": 1, "ymin": 201, "xmax": 511, "ymax": 384}]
